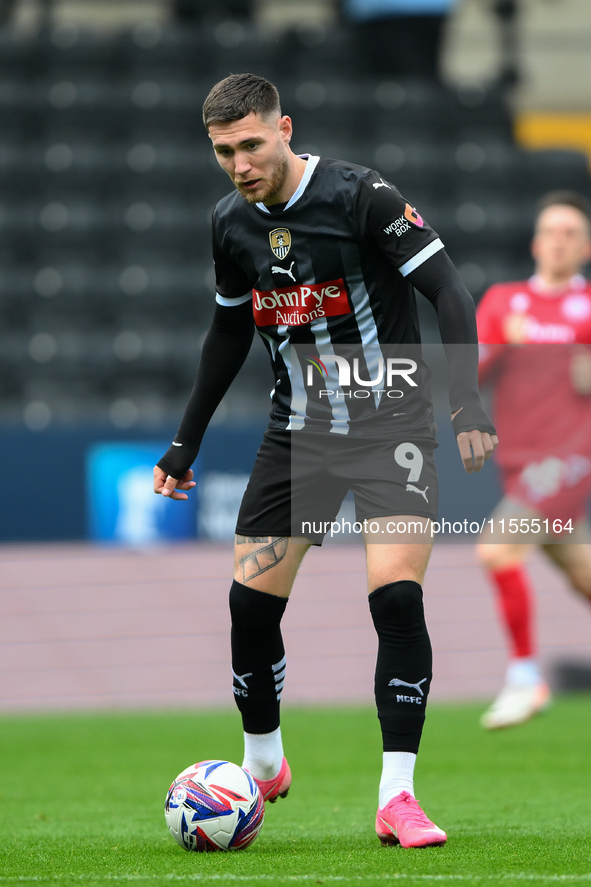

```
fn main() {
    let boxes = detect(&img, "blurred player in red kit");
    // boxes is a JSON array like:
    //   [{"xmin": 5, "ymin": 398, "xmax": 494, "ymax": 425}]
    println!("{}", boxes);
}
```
[{"xmin": 476, "ymin": 191, "xmax": 591, "ymax": 729}]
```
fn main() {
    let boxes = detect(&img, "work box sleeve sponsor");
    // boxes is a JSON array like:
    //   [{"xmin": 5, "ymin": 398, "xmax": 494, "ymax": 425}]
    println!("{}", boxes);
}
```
[{"xmin": 252, "ymin": 278, "xmax": 351, "ymax": 327}]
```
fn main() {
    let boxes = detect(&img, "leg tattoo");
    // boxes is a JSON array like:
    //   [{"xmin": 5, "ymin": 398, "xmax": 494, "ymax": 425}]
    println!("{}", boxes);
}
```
[
  {"xmin": 236, "ymin": 536, "xmax": 273, "ymax": 544},
  {"xmin": 237, "ymin": 536, "xmax": 288, "ymax": 583}
]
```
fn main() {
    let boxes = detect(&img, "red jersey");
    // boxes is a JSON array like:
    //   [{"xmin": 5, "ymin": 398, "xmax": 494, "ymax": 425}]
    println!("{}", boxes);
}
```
[{"xmin": 476, "ymin": 275, "xmax": 591, "ymax": 520}]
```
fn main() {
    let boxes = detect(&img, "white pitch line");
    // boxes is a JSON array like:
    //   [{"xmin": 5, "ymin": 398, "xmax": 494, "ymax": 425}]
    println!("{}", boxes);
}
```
[{"xmin": 1, "ymin": 875, "xmax": 591, "ymax": 883}]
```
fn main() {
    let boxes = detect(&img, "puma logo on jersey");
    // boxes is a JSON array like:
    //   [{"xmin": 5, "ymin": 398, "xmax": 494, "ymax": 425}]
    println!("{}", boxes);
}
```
[
  {"xmin": 388, "ymin": 677, "xmax": 428, "ymax": 696},
  {"xmin": 373, "ymin": 178, "xmax": 391, "ymax": 190},
  {"xmin": 406, "ymin": 483, "xmax": 429, "ymax": 502},
  {"xmin": 271, "ymin": 261, "xmax": 296, "ymax": 283}
]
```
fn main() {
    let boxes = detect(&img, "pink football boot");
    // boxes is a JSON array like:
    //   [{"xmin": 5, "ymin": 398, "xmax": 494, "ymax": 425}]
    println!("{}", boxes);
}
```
[
  {"xmin": 376, "ymin": 791, "xmax": 447, "ymax": 848},
  {"xmin": 249, "ymin": 756, "xmax": 291, "ymax": 804}
]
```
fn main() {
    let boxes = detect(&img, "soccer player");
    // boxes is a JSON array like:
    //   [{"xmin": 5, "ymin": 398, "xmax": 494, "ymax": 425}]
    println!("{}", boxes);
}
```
[
  {"xmin": 154, "ymin": 73, "xmax": 496, "ymax": 848},
  {"xmin": 476, "ymin": 191, "xmax": 591, "ymax": 730}
]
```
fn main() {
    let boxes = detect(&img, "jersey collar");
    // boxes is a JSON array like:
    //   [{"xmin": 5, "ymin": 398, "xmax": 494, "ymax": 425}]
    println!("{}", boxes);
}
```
[
  {"xmin": 530, "ymin": 273, "xmax": 587, "ymax": 295},
  {"xmin": 255, "ymin": 154, "xmax": 320, "ymax": 214}
]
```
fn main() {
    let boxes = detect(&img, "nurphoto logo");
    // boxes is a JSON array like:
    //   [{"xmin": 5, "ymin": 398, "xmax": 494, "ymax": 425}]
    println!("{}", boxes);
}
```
[{"xmin": 304, "ymin": 355, "xmax": 418, "ymax": 388}]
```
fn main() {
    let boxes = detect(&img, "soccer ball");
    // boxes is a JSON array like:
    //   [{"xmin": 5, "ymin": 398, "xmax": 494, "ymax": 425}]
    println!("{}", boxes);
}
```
[{"xmin": 164, "ymin": 760, "xmax": 265, "ymax": 852}]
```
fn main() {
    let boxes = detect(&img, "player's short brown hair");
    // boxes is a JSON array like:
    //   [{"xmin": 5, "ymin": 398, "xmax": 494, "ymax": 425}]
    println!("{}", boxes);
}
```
[
  {"xmin": 536, "ymin": 190, "xmax": 591, "ymax": 226},
  {"xmin": 202, "ymin": 73, "xmax": 281, "ymax": 130}
]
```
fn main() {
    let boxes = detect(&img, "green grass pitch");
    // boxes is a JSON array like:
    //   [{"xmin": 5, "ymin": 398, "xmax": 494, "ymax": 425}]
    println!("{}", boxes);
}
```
[{"xmin": 1, "ymin": 698, "xmax": 590, "ymax": 886}]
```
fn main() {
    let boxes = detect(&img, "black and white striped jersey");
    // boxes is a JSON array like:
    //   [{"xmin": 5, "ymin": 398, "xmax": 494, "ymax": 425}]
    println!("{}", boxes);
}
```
[{"xmin": 212, "ymin": 155, "xmax": 445, "ymax": 436}]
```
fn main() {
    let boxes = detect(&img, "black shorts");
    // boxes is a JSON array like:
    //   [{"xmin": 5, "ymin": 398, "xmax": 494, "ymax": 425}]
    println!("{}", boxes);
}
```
[{"xmin": 236, "ymin": 427, "xmax": 438, "ymax": 544}]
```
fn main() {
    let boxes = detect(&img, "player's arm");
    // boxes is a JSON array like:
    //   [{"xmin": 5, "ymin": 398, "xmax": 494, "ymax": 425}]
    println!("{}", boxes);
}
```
[
  {"xmin": 475, "ymin": 285, "xmax": 509, "ymax": 385},
  {"xmin": 570, "ymin": 344, "xmax": 591, "ymax": 395},
  {"xmin": 477, "ymin": 342, "xmax": 505, "ymax": 386},
  {"xmin": 154, "ymin": 299, "xmax": 255, "ymax": 499},
  {"xmin": 356, "ymin": 172, "xmax": 496, "ymax": 471},
  {"xmin": 407, "ymin": 250, "xmax": 498, "ymax": 472}
]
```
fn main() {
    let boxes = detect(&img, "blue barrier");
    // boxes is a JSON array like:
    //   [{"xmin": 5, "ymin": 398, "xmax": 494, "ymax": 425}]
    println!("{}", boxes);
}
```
[
  {"xmin": 0, "ymin": 416, "xmax": 502, "ymax": 543},
  {"xmin": 87, "ymin": 441, "xmax": 199, "ymax": 543},
  {"xmin": 0, "ymin": 423, "xmax": 264, "ymax": 542}
]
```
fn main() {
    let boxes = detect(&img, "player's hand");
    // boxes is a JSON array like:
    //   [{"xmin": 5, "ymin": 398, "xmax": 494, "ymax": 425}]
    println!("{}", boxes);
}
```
[
  {"xmin": 455, "ymin": 430, "xmax": 498, "ymax": 474},
  {"xmin": 570, "ymin": 348, "xmax": 591, "ymax": 395},
  {"xmin": 153, "ymin": 466, "xmax": 196, "ymax": 500},
  {"xmin": 502, "ymin": 312, "xmax": 529, "ymax": 344}
]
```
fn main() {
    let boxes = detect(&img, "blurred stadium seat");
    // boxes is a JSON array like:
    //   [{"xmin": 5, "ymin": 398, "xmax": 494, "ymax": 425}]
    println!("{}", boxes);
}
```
[{"xmin": 0, "ymin": 20, "xmax": 589, "ymax": 429}]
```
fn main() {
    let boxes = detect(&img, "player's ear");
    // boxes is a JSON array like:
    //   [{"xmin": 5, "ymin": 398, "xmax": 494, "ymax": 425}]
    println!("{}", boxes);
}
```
[{"xmin": 279, "ymin": 115, "xmax": 293, "ymax": 144}]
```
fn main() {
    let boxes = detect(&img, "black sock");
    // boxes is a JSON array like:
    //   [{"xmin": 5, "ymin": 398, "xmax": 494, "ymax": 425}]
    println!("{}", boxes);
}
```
[
  {"xmin": 369, "ymin": 580, "xmax": 433, "ymax": 754},
  {"xmin": 229, "ymin": 580, "xmax": 288, "ymax": 734}
]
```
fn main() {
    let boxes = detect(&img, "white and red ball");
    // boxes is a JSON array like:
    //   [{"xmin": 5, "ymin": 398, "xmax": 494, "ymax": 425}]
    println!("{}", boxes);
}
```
[{"xmin": 164, "ymin": 760, "xmax": 264, "ymax": 852}]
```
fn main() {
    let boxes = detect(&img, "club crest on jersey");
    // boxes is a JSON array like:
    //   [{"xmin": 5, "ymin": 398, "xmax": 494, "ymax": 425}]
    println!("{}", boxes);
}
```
[{"xmin": 269, "ymin": 228, "xmax": 291, "ymax": 260}]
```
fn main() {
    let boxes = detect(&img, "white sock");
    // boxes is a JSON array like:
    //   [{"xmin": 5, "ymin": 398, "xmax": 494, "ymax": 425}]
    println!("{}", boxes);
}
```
[
  {"xmin": 506, "ymin": 657, "xmax": 542, "ymax": 687},
  {"xmin": 379, "ymin": 751, "xmax": 416, "ymax": 808},
  {"xmin": 242, "ymin": 728, "xmax": 283, "ymax": 781}
]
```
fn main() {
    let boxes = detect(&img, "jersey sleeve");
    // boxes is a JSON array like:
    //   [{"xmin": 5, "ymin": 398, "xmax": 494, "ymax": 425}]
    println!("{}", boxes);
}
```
[
  {"xmin": 476, "ymin": 285, "xmax": 508, "ymax": 344},
  {"xmin": 476, "ymin": 285, "xmax": 508, "ymax": 384},
  {"xmin": 157, "ymin": 300, "xmax": 255, "ymax": 478},
  {"xmin": 354, "ymin": 170, "xmax": 443, "ymax": 276},
  {"xmin": 212, "ymin": 208, "xmax": 254, "ymax": 307}
]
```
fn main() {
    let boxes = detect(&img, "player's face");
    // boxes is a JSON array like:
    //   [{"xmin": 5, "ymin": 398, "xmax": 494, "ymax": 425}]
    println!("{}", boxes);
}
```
[
  {"xmin": 209, "ymin": 112, "xmax": 293, "ymax": 205},
  {"xmin": 531, "ymin": 205, "xmax": 591, "ymax": 282}
]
